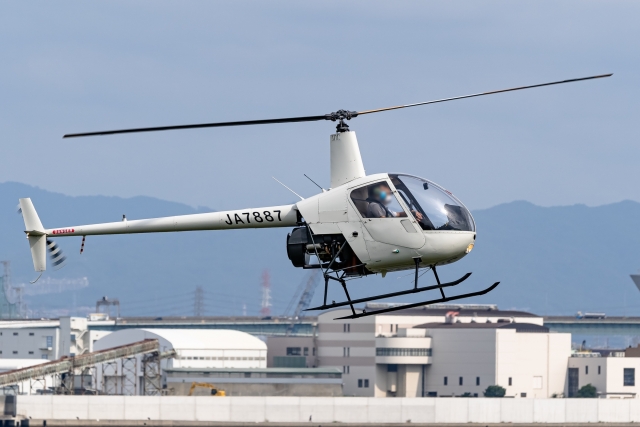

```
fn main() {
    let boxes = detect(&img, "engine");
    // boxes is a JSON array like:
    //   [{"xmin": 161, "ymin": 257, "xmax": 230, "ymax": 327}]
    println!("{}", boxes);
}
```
[{"xmin": 286, "ymin": 226, "xmax": 367, "ymax": 276}]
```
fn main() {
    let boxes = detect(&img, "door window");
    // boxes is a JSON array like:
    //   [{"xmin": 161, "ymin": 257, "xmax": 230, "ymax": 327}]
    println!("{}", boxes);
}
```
[{"xmin": 350, "ymin": 181, "xmax": 407, "ymax": 219}]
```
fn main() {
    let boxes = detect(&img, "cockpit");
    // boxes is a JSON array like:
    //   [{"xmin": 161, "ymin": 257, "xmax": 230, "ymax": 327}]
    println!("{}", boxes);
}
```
[{"xmin": 350, "ymin": 174, "xmax": 475, "ymax": 232}]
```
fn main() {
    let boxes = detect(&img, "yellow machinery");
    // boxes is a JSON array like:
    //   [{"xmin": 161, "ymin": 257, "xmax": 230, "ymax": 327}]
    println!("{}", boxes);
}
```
[{"xmin": 187, "ymin": 382, "xmax": 226, "ymax": 396}]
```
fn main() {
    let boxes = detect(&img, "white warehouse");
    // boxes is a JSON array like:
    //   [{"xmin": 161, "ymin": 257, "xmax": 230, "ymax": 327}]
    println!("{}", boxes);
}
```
[{"xmin": 94, "ymin": 328, "xmax": 267, "ymax": 369}]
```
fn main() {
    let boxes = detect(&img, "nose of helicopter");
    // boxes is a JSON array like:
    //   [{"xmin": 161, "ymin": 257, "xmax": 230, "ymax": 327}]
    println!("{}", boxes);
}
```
[{"xmin": 417, "ymin": 231, "xmax": 476, "ymax": 266}]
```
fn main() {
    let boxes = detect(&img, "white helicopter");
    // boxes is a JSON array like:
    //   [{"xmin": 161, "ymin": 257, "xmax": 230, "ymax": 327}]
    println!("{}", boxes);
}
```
[{"xmin": 18, "ymin": 73, "xmax": 611, "ymax": 319}]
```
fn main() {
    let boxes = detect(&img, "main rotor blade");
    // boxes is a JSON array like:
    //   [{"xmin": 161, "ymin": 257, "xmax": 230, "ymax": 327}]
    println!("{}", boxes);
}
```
[
  {"xmin": 63, "ymin": 114, "xmax": 327, "ymax": 138},
  {"xmin": 356, "ymin": 73, "xmax": 612, "ymax": 116},
  {"xmin": 64, "ymin": 73, "xmax": 611, "ymax": 138}
]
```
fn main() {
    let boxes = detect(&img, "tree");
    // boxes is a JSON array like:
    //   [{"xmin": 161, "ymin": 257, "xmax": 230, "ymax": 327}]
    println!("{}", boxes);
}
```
[
  {"xmin": 483, "ymin": 385, "xmax": 506, "ymax": 397},
  {"xmin": 576, "ymin": 384, "xmax": 597, "ymax": 398}
]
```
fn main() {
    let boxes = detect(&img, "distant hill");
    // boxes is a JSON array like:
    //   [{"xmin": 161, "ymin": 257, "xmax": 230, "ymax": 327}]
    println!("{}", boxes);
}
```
[{"xmin": 1, "ymin": 182, "xmax": 639, "ymax": 317}]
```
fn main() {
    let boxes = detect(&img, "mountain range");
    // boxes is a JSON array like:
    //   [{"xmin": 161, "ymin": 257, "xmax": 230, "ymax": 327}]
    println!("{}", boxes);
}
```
[{"xmin": 1, "ymin": 181, "xmax": 639, "ymax": 318}]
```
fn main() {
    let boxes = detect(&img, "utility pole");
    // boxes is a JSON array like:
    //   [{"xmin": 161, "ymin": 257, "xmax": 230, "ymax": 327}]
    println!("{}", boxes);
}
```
[{"xmin": 194, "ymin": 286, "xmax": 204, "ymax": 317}]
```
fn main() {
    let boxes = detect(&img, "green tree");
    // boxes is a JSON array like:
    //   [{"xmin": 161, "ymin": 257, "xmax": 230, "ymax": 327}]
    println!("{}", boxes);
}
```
[
  {"xmin": 483, "ymin": 385, "xmax": 506, "ymax": 397},
  {"xmin": 576, "ymin": 384, "xmax": 597, "ymax": 398}
]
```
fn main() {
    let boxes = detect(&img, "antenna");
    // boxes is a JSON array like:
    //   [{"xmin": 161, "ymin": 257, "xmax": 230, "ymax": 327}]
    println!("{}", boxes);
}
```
[
  {"xmin": 304, "ymin": 174, "xmax": 326, "ymax": 192},
  {"xmin": 272, "ymin": 177, "xmax": 304, "ymax": 200}
]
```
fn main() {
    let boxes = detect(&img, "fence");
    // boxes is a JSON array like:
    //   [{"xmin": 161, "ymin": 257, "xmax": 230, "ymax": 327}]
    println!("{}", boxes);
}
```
[{"xmin": 15, "ymin": 395, "xmax": 640, "ymax": 423}]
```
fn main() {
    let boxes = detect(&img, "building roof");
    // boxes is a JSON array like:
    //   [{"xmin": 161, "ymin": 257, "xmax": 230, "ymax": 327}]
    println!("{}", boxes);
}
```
[
  {"xmin": 415, "ymin": 322, "xmax": 549, "ymax": 333},
  {"xmin": 165, "ymin": 367, "xmax": 340, "ymax": 375},
  {"xmin": 320, "ymin": 306, "xmax": 539, "ymax": 319},
  {"xmin": 95, "ymin": 328, "xmax": 267, "ymax": 351},
  {"xmin": 387, "ymin": 307, "xmax": 537, "ymax": 317}
]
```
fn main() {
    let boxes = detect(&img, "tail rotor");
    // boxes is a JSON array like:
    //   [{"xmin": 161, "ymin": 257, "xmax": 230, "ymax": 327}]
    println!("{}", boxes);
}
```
[{"xmin": 46, "ymin": 239, "xmax": 67, "ymax": 270}]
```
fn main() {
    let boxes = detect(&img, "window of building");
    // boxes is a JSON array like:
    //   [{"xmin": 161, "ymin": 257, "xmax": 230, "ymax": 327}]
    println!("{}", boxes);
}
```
[
  {"xmin": 29, "ymin": 332, "xmax": 34, "ymax": 336},
  {"xmin": 304, "ymin": 347, "xmax": 309, "ymax": 356},
  {"xmin": 358, "ymin": 379, "xmax": 363, "ymax": 388},
  {"xmin": 444, "ymin": 376, "xmax": 448, "ymax": 386},
  {"xmin": 364, "ymin": 379, "xmax": 369, "ymax": 388},
  {"xmin": 521, "ymin": 393, "xmax": 527, "ymax": 397},
  {"xmin": 313, "ymin": 348, "xmax": 316, "ymax": 356},
  {"xmin": 476, "ymin": 377, "xmax": 480, "ymax": 386},
  {"xmin": 459, "ymin": 377, "xmax": 463, "ymax": 386},
  {"xmin": 12, "ymin": 351, "xmax": 17, "ymax": 355},
  {"xmin": 427, "ymin": 391, "xmax": 437, "ymax": 397},
  {"xmin": 13, "ymin": 332, "xmax": 18, "ymax": 336},
  {"xmin": 624, "ymin": 368, "xmax": 635, "ymax": 386},
  {"xmin": 585, "ymin": 366, "xmax": 589, "ymax": 375},
  {"xmin": 343, "ymin": 347, "xmax": 350, "ymax": 357},
  {"xmin": 46, "ymin": 336, "xmax": 53, "ymax": 347},
  {"xmin": 28, "ymin": 351, "xmax": 34, "ymax": 355},
  {"xmin": 598, "ymin": 366, "xmax": 601, "ymax": 375},
  {"xmin": 343, "ymin": 324, "xmax": 351, "ymax": 333},
  {"xmin": 376, "ymin": 348, "xmax": 432, "ymax": 357},
  {"xmin": 508, "ymin": 377, "xmax": 513, "ymax": 386},
  {"xmin": 533, "ymin": 376, "xmax": 543, "ymax": 389},
  {"xmin": 41, "ymin": 354, "xmax": 48, "ymax": 360},
  {"xmin": 286, "ymin": 347, "xmax": 301, "ymax": 356}
]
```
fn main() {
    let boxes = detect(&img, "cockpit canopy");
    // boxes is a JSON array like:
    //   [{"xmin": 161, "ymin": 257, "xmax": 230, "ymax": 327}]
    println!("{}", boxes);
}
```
[{"xmin": 389, "ymin": 174, "xmax": 475, "ymax": 232}]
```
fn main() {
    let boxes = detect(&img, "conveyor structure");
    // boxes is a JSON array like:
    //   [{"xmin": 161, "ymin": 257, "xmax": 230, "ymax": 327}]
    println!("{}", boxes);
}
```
[{"xmin": 0, "ymin": 339, "xmax": 175, "ymax": 395}]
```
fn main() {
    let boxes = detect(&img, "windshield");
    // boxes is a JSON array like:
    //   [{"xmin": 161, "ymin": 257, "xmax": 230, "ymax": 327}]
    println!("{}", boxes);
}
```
[{"xmin": 390, "ymin": 174, "xmax": 475, "ymax": 231}]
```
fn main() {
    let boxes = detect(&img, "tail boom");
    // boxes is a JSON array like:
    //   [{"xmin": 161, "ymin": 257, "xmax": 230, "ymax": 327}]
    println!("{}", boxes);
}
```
[{"xmin": 43, "ymin": 204, "xmax": 298, "ymax": 237}]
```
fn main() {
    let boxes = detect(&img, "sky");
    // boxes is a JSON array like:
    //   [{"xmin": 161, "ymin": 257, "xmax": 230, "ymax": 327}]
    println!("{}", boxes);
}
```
[{"xmin": 1, "ymin": 1, "xmax": 638, "ymax": 213}]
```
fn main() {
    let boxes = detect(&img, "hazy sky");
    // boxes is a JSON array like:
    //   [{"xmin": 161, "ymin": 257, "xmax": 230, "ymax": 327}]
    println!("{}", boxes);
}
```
[{"xmin": 1, "ymin": 2, "xmax": 638, "ymax": 212}]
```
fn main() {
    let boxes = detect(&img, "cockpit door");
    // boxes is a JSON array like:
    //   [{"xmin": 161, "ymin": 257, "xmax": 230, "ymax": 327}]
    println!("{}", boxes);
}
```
[{"xmin": 348, "ymin": 181, "xmax": 425, "ymax": 249}]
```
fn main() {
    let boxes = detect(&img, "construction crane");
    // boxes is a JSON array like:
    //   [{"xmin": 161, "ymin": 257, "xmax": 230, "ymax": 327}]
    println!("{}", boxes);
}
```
[
  {"xmin": 284, "ymin": 271, "xmax": 321, "ymax": 336},
  {"xmin": 187, "ymin": 382, "xmax": 226, "ymax": 396}
]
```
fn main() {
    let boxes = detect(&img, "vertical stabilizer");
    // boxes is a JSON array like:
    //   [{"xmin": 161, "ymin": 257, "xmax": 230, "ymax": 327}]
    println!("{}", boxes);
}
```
[
  {"xmin": 330, "ymin": 131, "xmax": 366, "ymax": 189},
  {"xmin": 19, "ymin": 199, "xmax": 44, "ymax": 233},
  {"xmin": 632, "ymin": 274, "xmax": 640, "ymax": 292},
  {"xmin": 18, "ymin": 198, "xmax": 46, "ymax": 272}
]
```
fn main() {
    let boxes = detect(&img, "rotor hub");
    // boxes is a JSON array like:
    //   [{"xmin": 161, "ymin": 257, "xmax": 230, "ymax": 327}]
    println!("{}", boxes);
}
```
[{"xmin": 325, "ymin": 110, "xmax": 358, "ymax": 133}]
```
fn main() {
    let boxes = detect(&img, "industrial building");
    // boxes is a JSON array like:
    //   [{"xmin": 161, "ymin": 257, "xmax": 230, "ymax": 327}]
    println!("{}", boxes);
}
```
[
  {"xmin": 309, "ymin": 305, "xmax": 570, "ymax": 398},
  {"xmin": 567, "ymin": 347, "xmax": 640, "ymax": 398},
  {"xmin": 5, "ymin": 302, "xmax": 640, "ymax": 399},
  {"xmin": 94, "ymin": 329, "xmax": 268, "ymax": 369},
  {"xmin": 0, "ymin": 317, "xmax": 110, "ymax": 360}
]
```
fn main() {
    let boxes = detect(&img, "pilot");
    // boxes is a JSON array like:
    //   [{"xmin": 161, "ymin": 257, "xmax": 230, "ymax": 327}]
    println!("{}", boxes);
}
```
[{"xmin": 366, "ymin": 183, "xmax": 423, "ymax": 220}]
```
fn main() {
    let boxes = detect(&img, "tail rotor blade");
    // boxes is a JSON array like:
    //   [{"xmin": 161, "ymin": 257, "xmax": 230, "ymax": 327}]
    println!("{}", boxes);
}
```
[{"xmin": 46, "ymin": 239, "xmax": 67, "ymax": 270}]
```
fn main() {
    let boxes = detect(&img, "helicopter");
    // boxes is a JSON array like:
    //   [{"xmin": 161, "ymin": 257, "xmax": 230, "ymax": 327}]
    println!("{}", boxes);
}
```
[{"xmin": 17, "ymin": 73, "xmax": 611, "ymax": 319}]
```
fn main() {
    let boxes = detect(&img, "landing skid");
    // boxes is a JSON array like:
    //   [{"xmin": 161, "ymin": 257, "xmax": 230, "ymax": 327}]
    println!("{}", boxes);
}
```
[
  {"xmin": 334, "ymin": 281, "xmax": 500, "ymax": 320},
  {"xmin": 308, "ymin": 254, "xmax": 500, "ymax": 320},
  {"xmin": 306, "ymin": 272, "xmax": 472, "ymax": 311}
]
